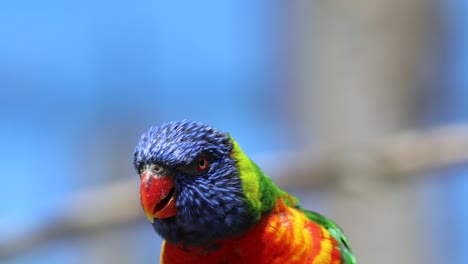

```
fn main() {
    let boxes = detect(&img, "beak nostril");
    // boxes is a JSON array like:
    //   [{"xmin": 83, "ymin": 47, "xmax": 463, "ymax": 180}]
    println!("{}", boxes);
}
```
[{"xmin": 151, "ymin": 164, "xmax": 166, "ymax": 174}]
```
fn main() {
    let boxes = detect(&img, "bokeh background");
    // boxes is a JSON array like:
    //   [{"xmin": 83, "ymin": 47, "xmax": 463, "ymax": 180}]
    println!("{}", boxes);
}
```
[{"xmin": 1, "ymin": 1, "xmax": 467, "ymax": 263}]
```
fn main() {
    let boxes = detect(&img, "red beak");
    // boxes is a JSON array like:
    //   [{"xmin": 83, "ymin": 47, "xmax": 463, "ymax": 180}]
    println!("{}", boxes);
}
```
[{"xmin": 140, "ymin": 170, "xmax": 177, "ymax": 223}]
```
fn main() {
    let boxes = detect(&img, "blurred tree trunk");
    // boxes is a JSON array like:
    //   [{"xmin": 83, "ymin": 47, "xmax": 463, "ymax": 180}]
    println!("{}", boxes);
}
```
[{"xmin": 293, "ymin": 1, "xmax": 438, "ymax": 263}]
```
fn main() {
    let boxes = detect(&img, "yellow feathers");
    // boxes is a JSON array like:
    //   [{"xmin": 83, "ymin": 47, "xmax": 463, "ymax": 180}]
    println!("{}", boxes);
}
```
[{"xmin": 230, "ymin": 138, "xmax": 262, "ymax": 211}]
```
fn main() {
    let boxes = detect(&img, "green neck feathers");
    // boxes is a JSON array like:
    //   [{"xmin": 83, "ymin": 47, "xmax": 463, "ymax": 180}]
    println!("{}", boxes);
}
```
[{"xmin": 230, "ymin": 138, "xmax": 297, "ymax": 221}]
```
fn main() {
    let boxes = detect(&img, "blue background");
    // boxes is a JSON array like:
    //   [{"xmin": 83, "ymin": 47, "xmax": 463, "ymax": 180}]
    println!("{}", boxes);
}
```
[{"xmin": 1, "ymin": 1, "xmax": 292, "ymax": 263}]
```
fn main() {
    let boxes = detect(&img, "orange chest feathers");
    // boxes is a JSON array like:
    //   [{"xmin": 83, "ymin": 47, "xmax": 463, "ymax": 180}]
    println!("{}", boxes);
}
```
[{"xmin": 160, "ymin": 200, "xmax": 342, "ymax": 264}]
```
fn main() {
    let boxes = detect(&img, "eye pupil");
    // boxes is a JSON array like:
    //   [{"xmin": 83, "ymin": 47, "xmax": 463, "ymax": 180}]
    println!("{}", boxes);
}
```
[{"xmin": 197, "ymin": 156, "xmax": 209, "ymax": 171}]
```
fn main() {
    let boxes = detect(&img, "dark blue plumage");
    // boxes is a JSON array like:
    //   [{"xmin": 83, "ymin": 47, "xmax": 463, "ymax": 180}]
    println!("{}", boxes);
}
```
[{"xmin": 133, "ymin": 120, "xmax": 257, "ymax": 246}]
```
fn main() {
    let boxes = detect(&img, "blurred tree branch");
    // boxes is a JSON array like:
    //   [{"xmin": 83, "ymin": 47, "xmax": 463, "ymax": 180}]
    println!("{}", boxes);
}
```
[
  {"xmin": 2, "ymin": 124, "xmax": 468, "ymax": 258},
  {"xmin": 275, "ymin": 124, "xmax": 468, "ymax": 190}
]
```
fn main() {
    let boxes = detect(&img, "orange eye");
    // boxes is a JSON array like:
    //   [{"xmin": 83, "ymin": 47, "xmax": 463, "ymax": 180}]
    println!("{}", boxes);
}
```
[{"xmin": 196, "ymin": 156, "xmax": 209, "ymax": 171}]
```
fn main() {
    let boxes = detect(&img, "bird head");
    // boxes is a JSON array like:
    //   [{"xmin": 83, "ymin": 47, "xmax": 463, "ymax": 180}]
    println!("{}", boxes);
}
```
[{"xmin": 133, "ymin": 120, "xmax": 271, "ymax": 246}]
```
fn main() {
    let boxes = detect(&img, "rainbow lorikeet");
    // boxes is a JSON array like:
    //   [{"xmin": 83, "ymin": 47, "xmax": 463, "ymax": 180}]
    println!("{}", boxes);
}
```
[{"xmin": 133, "ymin": 120, "xmax": 356, "ymax": 264}]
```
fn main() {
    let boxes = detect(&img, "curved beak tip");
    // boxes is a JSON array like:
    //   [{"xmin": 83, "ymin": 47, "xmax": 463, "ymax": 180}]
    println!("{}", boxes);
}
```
[{"xmin": 145, "ymin": 211, "xmax": 155, "ymax": 224}]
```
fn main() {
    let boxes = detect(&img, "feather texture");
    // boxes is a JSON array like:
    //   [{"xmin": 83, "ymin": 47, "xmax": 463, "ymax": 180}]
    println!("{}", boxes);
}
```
[
  {"xmin": 161, "ymin": 198, "xmax": 344, "ymax": 264},
  {"xmin": 133, "ymin": 120, "xmax": 356, "ymax": 263}
]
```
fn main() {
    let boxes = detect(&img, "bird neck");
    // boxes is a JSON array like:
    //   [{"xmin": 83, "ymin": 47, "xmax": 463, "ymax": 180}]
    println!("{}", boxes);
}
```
[{"xmin": 230, "ymin": 138, "xmax": 298, "ymax": 222}]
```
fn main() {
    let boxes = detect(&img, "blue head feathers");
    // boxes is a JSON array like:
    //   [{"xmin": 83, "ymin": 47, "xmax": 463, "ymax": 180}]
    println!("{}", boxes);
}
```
[{"xmin": 133, "ymin": 120, "xmax": 256, "ymax": 246}]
